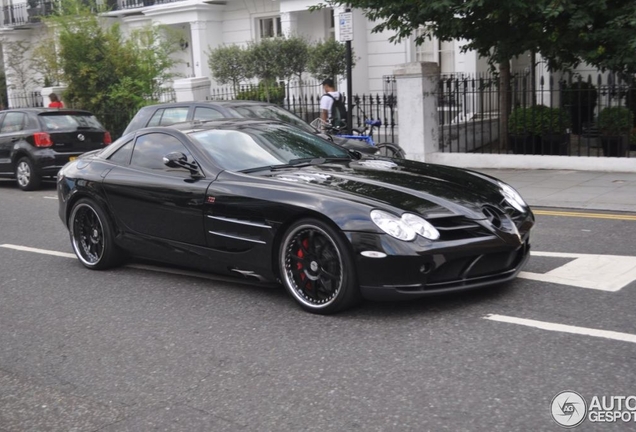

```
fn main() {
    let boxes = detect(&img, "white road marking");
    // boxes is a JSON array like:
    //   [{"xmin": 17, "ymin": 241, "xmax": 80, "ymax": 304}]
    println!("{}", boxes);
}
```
[
  {"xmin": 43, "ymin": 196, "xmax": 58, "ymax": 200},
  {"xmin": 485, "ymin": 314, "xmax": 636, "ymax": 344},
  {"xmin": 0, "ymin": 244, "xmax": 261, "ymax": 286},
  {"xmin": 0, "ymin": 244, "xmax": 75, "ymax": 259},
  {"xmin": 521, "ymin": 251, "xmax": 636, "ymax": 292}
]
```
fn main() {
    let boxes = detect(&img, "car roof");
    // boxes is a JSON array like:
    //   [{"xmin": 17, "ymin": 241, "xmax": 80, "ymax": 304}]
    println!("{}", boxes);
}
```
[
  {"xmin": 140, "ymin": 100, "xmax": 279, "ymax": 110},
  {"xmin": 167, "ymin": 118, "xmax": 288, "ymax": 133}
]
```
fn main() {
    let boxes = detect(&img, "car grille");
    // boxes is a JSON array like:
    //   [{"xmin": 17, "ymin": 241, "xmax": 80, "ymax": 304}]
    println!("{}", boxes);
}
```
[{"xmin": 427, "ymin": 215, "xmax": 493, "ymax": 241}]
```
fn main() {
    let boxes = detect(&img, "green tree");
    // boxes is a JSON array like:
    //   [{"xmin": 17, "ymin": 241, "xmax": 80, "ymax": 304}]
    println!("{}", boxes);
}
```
[
  {"xmin": 43, "ymin": 0, "xmax": 180, "ymax": 122},
  {"xmin": 316, "ymin": 0, "xmax": 636, "ymax": 143},
  {"xmin": 207, "ymin": 44, "xmax": 251, "ymax": 94},
  {"xmin": 246, "ymin": 38, "xmax": 285, "ymax": 102},
  {"xmin": 307, "ymin": 39, "xmax": 353, "ymax": 84},
  {"xmin": 278, "ymin": 36, "xmax": 311, "ymax": 83}
]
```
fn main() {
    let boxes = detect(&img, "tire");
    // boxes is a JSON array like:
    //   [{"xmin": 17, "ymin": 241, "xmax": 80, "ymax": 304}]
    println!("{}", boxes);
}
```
[
  {"xmin": 279, "ymin": 218, "xmax": 361, "ymax": 314},
  {"xmin": 376, "ymin": 143, "xmax": 406, "ymax": 159},
  {"xmin": 69, "ymin": 198, "xmax": 122, "ymax": 270},
  {"xmin": 15, "ymin": 157, "xmax": 41, "ymax": 191}
]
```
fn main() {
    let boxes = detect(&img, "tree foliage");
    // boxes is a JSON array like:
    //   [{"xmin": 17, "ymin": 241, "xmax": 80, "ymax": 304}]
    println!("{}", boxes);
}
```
[
  {"xmin": 307, "ymin": 38, "xmax": 353, "ymax": 83},
  {"xmin": 207, "ymin": 44, "xmax": 251, "ymax": 93},
  {"xmin": 318, "ymin": 0, "xmax": 636, "ymax": 74},
  {"xmin": 43, "ymin": 0, "xmax": 180, "ymax": 116}
]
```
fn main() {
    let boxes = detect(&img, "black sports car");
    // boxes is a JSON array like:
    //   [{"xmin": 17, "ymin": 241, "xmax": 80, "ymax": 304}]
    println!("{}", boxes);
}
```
[{"xmin": 57, "ymin": 119, "xmax": 534, "ymax": 314}]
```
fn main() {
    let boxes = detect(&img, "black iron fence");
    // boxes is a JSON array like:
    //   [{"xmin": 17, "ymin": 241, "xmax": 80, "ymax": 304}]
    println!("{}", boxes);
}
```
[
  {"xmin": 209, "ymin": 82, "xmax": 398, "ymax": 143},
  {"xmin": 439, "ymin": 73, "xmax": 636, "ymax": 158},
  {"xmin": 8, "ymin": 91, "xmax": 43, "ymax": 108}
]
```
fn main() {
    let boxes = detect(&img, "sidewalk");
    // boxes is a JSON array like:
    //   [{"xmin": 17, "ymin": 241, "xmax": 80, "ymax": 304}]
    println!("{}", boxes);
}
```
[{"xmin": 475, "ymin": 169, "xmax": 636, "ymax": 213}]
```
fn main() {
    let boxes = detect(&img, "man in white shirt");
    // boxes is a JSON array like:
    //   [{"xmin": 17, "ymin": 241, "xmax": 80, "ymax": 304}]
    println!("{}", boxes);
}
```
[{"xmin": 320, "ymin": 78, "xmax": 342, "ymax": 128}]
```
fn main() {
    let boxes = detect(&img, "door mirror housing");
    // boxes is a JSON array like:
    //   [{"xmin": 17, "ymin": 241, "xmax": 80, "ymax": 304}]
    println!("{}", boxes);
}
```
[{"xmin": 163, "ymin": 152, "xmax": 203, "ymax": 178}]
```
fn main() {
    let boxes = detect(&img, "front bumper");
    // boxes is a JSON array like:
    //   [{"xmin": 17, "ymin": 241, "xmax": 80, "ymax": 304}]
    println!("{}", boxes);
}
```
[{"xmin": 345, "ymin": 225, "xmax": 532, "ymax": 301}]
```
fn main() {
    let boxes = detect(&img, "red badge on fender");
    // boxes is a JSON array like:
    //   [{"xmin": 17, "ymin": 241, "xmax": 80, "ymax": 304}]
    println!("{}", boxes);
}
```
[{"xmin": 206, "ymin": 196, "xmax": 216, "ymax": 204}]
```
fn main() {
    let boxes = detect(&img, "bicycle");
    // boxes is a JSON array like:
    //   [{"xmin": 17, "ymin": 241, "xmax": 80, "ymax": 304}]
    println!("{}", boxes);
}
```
[{"xmin": 310, "ymin": 118, "xmax": 406, "ymax": 159}]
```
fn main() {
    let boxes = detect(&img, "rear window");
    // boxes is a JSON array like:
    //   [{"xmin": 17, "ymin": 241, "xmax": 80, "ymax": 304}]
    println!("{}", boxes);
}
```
[{"xmin": 39, "ymin": 114, "xmax": 104, "ymax": 131}]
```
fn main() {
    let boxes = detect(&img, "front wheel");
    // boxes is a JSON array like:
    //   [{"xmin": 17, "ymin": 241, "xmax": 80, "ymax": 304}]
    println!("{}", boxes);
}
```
[
  {"xmin": 69, "ymin": 198, "xmax": 122, "ymax": 270},
  {"xmin": 376, "ymin": 143, "xmax": 406, "ymax": 158},
  {"xmin": 279, "ymin": 218, "xmax": 361, "ymax": 314}
]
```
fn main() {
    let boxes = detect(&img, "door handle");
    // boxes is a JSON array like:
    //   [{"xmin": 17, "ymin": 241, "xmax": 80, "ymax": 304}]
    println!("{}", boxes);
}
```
[{"xmin": 10, "ymin": 137, "xmax": 19, "ymax": 142}]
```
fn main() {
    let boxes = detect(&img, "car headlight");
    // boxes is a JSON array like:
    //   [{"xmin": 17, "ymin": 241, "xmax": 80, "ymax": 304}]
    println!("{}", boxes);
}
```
[
  {"xmin": 370, "ymin": 210, "xmax": 440, "ymax": 241},
  {"xmin": 498, "ymin": 182, "xmax": 527, "ymax": 212},
  {"xmin": 401, "ymin": 213, "xmax": 440, "ymax": 240},
  {"xmin": 370, "ymin": 210, "xmax": 416, "ymax": 241}
]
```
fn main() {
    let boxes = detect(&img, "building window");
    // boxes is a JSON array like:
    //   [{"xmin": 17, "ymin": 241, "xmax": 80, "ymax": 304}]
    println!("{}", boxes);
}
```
[
  {"xmin": 259, "ymin": 16, "xmax": 282, "ymax": 39},
  {"xmin": 413, "ymin": 27, "xmax": 455, "ymax": 74}
]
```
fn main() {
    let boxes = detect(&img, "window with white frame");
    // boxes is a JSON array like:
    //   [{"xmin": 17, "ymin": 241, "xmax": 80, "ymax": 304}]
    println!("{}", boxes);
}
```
[{"xmin": 258, "ymin": 16, "xmax": 282, "ymax": 39}]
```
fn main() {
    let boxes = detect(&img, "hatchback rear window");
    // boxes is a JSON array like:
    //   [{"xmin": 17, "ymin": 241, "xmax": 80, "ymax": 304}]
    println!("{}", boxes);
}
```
[{"xmin": 39, "ymin": 114, "xmax": 104, "ymax": 131}]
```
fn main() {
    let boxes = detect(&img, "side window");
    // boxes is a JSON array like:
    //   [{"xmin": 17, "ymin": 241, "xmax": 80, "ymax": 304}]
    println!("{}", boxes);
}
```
[
  {"xmin": 193, "ymin": 107, "xmax": 224, "ymax": 122},
  {"xmin": 146, "ymin": 107, "xmax": 189, "ymax": 127},
  {"xmin": 130, "ymin": 133, "xmax": 194, "ymax": 177},
  {"xmin": 108, "ymin": 140, "xmax": 134, "ymax": 165},
  {"xmin": 0, "ymin": 112, "xmax": 26, "ymax": 133}
]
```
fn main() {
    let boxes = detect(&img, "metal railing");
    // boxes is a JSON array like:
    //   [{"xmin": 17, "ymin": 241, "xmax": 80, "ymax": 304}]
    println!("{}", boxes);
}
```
[
  {"xmin": 438, "ymin": 73, "xmax": 636, "ymax": 158},
  {"xmin": 209, "ymin": 82, "xmax": 398, "ymax": 143},
  {"xmin": 2, "ymin": 0, "xmax": 53, "ymax": 27}
]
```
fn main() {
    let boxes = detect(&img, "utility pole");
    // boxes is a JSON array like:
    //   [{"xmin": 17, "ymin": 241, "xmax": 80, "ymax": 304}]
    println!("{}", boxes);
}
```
[{"xmin": 339, "ymin": 7, "xmax": 354, "ymax": 134}]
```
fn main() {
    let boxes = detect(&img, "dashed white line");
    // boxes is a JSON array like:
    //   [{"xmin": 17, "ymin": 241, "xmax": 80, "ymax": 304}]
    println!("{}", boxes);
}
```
[
  {"xmin": 485, "ymin": 314, "xmax": 636, "ymax": 344},
  {"xmin": 43, "ymin": 196, "xmax": 58, "ymax": 200}
]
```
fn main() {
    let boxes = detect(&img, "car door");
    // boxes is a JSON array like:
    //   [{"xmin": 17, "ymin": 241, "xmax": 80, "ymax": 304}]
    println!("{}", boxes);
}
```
[
  {"xmin": 102, "ymin": 131, "xmax": 211, "ymax": 246},
  {"xmin": 0, "ymin": 112, "xmax": 30, "ymax": 175},
  {"xmin": 0, "ymin": 112, "xmax": 11, "ymax": 174}
]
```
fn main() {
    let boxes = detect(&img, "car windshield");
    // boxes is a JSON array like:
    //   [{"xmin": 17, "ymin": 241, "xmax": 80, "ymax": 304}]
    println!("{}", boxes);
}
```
[
  {"xmin": 226, "ymin": 105, "xmax": 317, "ymax": 133},
  {"xmin": 40, "ymin": 114, "xmax": 104, "ymax": 130},
  {"xmin": 189, "ymin": 124, "xmax": 350, "ymax": 172}
]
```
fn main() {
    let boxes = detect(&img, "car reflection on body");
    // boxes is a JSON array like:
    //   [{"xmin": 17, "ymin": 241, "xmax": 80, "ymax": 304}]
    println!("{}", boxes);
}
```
[{"xmin": 57, "ymin": 119, "xmax": 534, "ymax": 314}]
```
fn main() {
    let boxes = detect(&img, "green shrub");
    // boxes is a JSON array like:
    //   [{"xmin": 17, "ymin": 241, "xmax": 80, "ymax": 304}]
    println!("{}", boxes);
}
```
[
  {"xmin": 598, "ymin": 106, "xmax": 634, "ymax": 135},
  {"xmin": 562, "ymin": 80, "xmax": 598, "ymax": 108},
  {"xmin": 236, "ymin": 82, "xmax": 285, "ymax": 105}
]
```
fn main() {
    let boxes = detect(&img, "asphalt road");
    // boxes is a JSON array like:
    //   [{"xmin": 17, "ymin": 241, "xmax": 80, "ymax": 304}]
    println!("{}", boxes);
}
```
[{"xmin": 1, "ymin": 179, "xmax": 635, "ymax": 431}]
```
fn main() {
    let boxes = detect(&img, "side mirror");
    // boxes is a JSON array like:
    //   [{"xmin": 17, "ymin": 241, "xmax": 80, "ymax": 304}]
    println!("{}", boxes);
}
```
[{"xmin": 163, "ymin": 152, "xmax": 203, "ymax": 178}]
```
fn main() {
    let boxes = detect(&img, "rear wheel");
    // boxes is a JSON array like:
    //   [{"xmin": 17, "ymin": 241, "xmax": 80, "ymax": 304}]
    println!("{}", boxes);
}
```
[
  {"xmin": 279, "ymin": 218, "xmax": 361, "ymax": 314},
  {"xmin": 69, "ymin": 198, "xmax": 122, "ymax": 270},
  {"xmin": 15, "ymin": 157, "xmax": 41, "ymax": 191},
  {"xmin": 376, "ymin": 143, "xmax": 406, "ymax": 158}
]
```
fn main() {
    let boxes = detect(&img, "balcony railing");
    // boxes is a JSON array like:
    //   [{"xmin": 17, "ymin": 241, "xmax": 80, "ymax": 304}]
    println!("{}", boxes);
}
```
[
  {"xmin": 119, "ymin": 0, "xmax": 187, "ymax": 10},
  {"xmin": 2, "ymin": 0, "xmax": 53, "ymax": 27}
]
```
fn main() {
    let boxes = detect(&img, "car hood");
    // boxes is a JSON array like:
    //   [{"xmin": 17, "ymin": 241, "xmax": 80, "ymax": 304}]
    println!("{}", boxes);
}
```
[{"xmin": 260, "ymin": 158, "xmax": 507, "ymax": 219}]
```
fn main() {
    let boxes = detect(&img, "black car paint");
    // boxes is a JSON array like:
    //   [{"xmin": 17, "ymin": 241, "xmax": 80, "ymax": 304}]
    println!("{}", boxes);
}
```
[
  {"xmin": 122, "ymin": 100, "xmax": 378, "ymax": 155},
  {"xmin": 58, "ymin": 121, "xmax": 534, "ymax": 301}
]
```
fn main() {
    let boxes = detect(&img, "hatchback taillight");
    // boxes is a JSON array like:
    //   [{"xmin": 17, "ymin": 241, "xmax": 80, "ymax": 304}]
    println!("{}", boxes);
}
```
[
  {"xmin": 33, "ymin": 132, "xmax": 53, "ymax": 147},
  {"xmin": 104, "ymin": 131, "xmax": 112, "ymax": 145}
]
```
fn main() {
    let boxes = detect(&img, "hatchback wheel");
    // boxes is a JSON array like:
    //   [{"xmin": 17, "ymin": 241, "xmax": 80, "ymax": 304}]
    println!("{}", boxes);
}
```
[
  {"xmin": 280, "ymin": 218, "xmax": 361, "ymax": 314},
  {"xmin": 15, "ymin": 157, "xmax": 41, "ymax": 191},
  {"xmin": 69, "ymin": 199, "xmax": 122, "ymax": 270}
]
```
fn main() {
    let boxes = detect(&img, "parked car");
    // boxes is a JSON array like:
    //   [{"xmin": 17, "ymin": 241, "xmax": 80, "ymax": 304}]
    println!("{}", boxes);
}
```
[
  {"xmin": 122, "ymin": 100, "xmax": 380, "ymax": 155},
  {"xmin": 0, "ymin": 108, "xmax": 112, "ymax": 190},
  {"xmin": 58, "ymin": 118, "xmax": 534, "ymax": 314}
]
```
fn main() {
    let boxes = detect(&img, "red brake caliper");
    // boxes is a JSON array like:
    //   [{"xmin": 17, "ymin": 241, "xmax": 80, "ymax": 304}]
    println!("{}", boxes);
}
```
[{"xmin": 297, "ymin": 238, "xmax": 310, "ymax": 287}]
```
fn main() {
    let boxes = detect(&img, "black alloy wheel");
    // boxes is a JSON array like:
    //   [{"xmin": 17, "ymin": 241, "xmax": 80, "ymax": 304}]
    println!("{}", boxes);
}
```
[
  {"xmin": 280, "ymin": 218, "xmax": 360, "ymax": 314},
  {"xmin": 376, "ymin": 143, "xmax": 406, "ymax": 158},
  {"xmin": 69, "ymin": 199, "xmax": 121, "ymax": 270},
  {"xmin": 15, "ymin": 157, "xmax": 41, "ymax": 191}
]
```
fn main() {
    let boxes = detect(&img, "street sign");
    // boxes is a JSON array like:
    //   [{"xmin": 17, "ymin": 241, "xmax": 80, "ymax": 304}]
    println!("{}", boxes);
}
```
[{"xmin": 339, "ymin": 12, "xmax": 353, "ymax": 42}]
